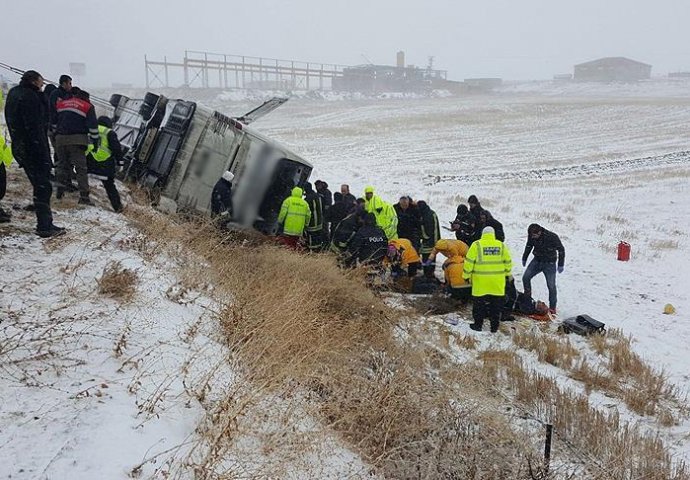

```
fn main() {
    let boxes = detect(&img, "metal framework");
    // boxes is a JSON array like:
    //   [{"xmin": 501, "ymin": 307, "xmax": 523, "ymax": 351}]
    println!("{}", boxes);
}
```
[{"xmin": 145, "ymin": 50, "xmax": 349, "ymax": 90}]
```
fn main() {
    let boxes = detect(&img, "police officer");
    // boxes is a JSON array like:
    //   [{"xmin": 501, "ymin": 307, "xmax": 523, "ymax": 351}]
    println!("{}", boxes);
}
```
[
  {"xmin": 86, "ymin": 116, "xmax": 124, "ymax": 212},
  {"xmin": 463, "ymin": 226, "xmax": 513, "ymax": 333}
]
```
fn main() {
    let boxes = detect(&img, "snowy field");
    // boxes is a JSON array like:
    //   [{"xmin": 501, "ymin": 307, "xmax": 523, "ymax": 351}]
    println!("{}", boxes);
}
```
[{"xmin": 2, "ymin": 81, "xmax": 690, "ymax": 477}]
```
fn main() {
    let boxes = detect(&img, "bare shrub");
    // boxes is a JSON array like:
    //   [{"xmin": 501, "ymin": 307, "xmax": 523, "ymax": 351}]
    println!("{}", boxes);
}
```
[
  {"xmin": 455, "ymin": 333, "xmax": 478, "ymax": 350},
  {"xmin": 649, "ymin": 239, "xmax": 680, "ymax": 251},
  {"xmin": 97, "ymin": 261, "xmax": 138, "ymax": 302},
  {"xmin": 512, "ymin": 329, "xmax": 579, "ymax": 369}
]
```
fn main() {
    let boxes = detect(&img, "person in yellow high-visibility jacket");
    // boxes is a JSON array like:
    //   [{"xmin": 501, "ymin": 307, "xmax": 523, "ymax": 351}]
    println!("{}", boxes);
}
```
[
  {"xmin": 364, "ymin": 186, "xmax": 398, "ymax": 240},
  {"xmin": 385, "ymin": 237, "xmax": 422, "ymax": 277},
  {"xmin": 427, "ymin": 238, "xmax": 470, "ymax": 302},
  {"xmin": 0, "ymin": 128, "xmax": 12, "ymax": 223},
  {"xmin": 463, "ymin": 227, "xmax": 513, "ymax": 333},
  {"xmin": 277, "ymin": 186, "xmax": 311, "ymax": 250}
]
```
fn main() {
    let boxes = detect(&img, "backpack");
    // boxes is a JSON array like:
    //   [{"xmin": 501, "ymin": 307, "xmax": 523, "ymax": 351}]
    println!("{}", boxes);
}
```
[{"xmin": 560, "ymin": 315, "xmax": 606, "ymax": 336}]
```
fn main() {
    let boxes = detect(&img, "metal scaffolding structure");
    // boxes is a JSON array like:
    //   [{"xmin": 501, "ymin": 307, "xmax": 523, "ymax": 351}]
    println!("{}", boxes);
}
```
[{"xmin": 145, "ymin": 50, "xmax": 349, "ymax": 90}]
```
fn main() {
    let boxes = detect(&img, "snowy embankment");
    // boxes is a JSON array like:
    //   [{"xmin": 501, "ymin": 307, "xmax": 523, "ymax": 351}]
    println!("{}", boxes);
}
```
[{"xmin": 0, "ymin": 172, "xmax": 367, "ymax": 479}]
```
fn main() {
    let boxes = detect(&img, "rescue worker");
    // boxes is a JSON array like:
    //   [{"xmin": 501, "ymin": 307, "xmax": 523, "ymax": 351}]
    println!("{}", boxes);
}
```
[
  {"xmin": 463, "ymin": 226, "xmax": 513, "ymax": 333},
  {"xmin": 1, "ymin": 118, "xmax": 12, "ymax": 222},
  {"xmin": 340, "ymin": 184, "xmax": 357, "ymax": 210},
  {"xmin": 385, "ymin": 237, "xmax": 422, "ymax": 277},
  {"xmin": 4, "ymin": 70, "xmax": 65, "ymax": 237},
  {"xmin": 330, "ymin": 209, "xmax": 364, "ymax": 256},
  {"xmin": 303, "ymin": 182, "xmax": 325, "ymax": 251},
  {"xmin": 450, "ymin": 204, "xmax": 475, "ymax": 245},
  {"xmin": 55, "ymin": 87, "xmax": 99, "ymax": 204},
  {"xmin": 277, "ymin": 186, "xmax": 311, "ymax": 250},
  {"xmin": 394, "ymin": 195, "xmax": 421, "ymax": 251},
  {"xmin": 521, "ymin": 223, "xmax": 565, "ymax": 314},
  {"xmin": 86, "ymin": 116, "xmax": 124, "ymax": 212},
  {"xmin": 417, "ymin": 200, "xmax": 440, "ymax": 276},
  {"xmin": 315, "ymin": 180, "xmax": 332, "ymax": 240},
  {"xmin": 364, "ymin": 186, "xmax": 398, "ymax": 240},
  {"xmin": 346, "ymin": 212, "xmax": 387, "ymax": 268},
  {"xmin": 211, "ymin": 170, "xmax": 234, "ymax": 222},
  {"xmin": 48, "ymin": 75, "xmax": 73, "ymax": 184},
  {"xmin": 427, "ymin": 238, "xmax": 470, "ymax": 302}
]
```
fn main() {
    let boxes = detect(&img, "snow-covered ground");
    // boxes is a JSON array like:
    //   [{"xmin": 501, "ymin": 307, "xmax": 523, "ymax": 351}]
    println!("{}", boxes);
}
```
[{"xmin": 2, "ymin": 81, "xmax": 690, "ymax": 477}]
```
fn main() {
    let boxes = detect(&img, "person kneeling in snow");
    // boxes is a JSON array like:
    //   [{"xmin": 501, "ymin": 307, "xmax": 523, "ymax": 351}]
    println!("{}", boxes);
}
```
[
  {"xmin": 86, "ymin": 116, "xmax": 124, "ymax": 212},
  {"xmin": 427, "ymin": 238, "xmax": 471, "ymax": 303},
  {"xmin": 385, "ymin": 237, "xmax": 422, "ymax": 278}
]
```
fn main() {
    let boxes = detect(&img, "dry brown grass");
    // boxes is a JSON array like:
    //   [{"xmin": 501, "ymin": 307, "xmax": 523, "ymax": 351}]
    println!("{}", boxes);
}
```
[
  {"xmin": 124, "ymin": 206, "xmax": 541, "ymax": 479},
  {"xmin": 512, "ymin": 329, "xmax": 580, "ymax": 369},
  {"xmin": 122, "ymin": 203, "xmax": 689, "ymax": 479},
  {"xmin": 97, "ymin": 261, "xmax": 138, "ymax": 302}
]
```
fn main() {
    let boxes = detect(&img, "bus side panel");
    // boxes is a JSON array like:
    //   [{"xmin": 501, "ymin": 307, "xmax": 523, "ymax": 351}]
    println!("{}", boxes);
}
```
[{"xmin": 171, "ymin": 112, "xmax": 240, "ymax": 214}]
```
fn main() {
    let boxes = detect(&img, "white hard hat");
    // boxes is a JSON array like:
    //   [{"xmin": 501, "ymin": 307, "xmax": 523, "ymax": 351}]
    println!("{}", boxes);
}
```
[
  {"xmin": 482, "ymin": 226, "xmax": 495, "ymax": 235},
  {"xmin": 222, "ymin": 171, "xmax": 234, "ymax": 182}
]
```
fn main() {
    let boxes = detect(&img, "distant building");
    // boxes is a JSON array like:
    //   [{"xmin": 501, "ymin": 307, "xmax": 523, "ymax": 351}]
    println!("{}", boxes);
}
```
[
  {"xmin": 574, "ymin": 57, "xmax": 651, "ymax": 82},
  {"xmin": 332, "ymin": 51, "xmax": 449, "ymax": 93},
  {"xmin": 463, "ymin": 78, "xmax": 502, "ymax": 92}
]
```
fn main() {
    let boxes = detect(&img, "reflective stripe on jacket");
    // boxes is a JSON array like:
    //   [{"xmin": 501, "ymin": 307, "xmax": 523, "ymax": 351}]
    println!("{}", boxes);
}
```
[
  {"xmin": 278, "ymin": 187, "xmax": 311, "ymax": 236},
  {"xmin": 463, "ymin": 232, "xmax": 512, "ymax": 296},
  {"xmin": 86, "ymin": 125, "xmax": 111, "ymax": 161}
]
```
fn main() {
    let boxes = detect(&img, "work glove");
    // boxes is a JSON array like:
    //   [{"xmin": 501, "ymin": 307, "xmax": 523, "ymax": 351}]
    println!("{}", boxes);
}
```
[
  {"xmin": 421, "ymin": 260, "xmax": 435, "ymax": 267},
  {"xmin": 558, "ymin": 266, "xmax": 564, "ymax": 274}
]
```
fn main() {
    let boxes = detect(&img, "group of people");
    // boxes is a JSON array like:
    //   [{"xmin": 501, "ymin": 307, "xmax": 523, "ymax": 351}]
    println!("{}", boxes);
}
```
[
  {"xmin": 1, "ymin": 70, "xmax": 125, "ymax": 238},
  {"xmin": 276, "ymin": 184, "xmax": 566, "ymax": 333}
]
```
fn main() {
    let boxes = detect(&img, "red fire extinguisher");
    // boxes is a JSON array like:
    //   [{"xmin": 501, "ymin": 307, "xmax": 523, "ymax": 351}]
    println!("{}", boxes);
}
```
[{"xmin": 617, "ymin": 241, "xmax": 631, "ymax": 261}]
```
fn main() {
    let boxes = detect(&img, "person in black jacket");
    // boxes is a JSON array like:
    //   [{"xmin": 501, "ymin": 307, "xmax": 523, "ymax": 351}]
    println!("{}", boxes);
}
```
[
  {"xmin": 394, "ymin": 196, "xmax": 421, "ymax": 251},
  {"xmin": 211, "ymin": 170, "xmax": 234, "ymax": 219},
  {"xmin": 477, "ymin": 210, "xmax": 505, "ymax": 242},
  {"xmin": 417, "ymin": 200, "xmax": 440, "ymax": 276},
  {"xmin": 326, "ymin": 192, "xmax": 349, "ymax": 231},
  {"xmin": 521, "ymin": 223, "xmax": 565, "ymax": 314},
  {"xmin": 86, "ymin": 116, "xmax": 125, "ymax": 212},
  {"xmin": 315, "ymin": 180, "xmax": 332, "ymax": 239},
  {"xmin": 450, "ymin": 204, "xmax": 475, "ymax": 245},
  {"xmin": 330, "ymin": 209, "xmax": 363, "ymax": 256},
  {"xmin": 4, "ymin": 70, "xmax": 65, "ymax": 237},
  {"xmin": 346, "ymin": 212, "xmax": 387, "ymax": 267},
  {"xmin": 303, "ymin": 182, "xmax": 325, "ymax": 252},
  {"xmin": 55, "ymin": 87, "xmax": 99, "ymax": 204},
  {"xmin": 49, "ymin": 74, "xmax": 73, "ymax": 132},
  {"xmin": 340, "ymin": 184, "xmax": 357, "ymax": 211}
]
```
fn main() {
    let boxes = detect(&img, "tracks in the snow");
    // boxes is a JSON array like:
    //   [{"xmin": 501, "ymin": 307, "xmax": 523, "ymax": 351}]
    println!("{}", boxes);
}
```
[{"xmin": 425, "ymin": 150, "xmax": 690, "ymax": 186}]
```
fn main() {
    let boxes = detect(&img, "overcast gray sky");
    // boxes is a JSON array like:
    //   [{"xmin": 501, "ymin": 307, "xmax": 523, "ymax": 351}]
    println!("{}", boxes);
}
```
[{"xmin": 2, "ymin": 0, "xmax": 689, "ymax": 87}]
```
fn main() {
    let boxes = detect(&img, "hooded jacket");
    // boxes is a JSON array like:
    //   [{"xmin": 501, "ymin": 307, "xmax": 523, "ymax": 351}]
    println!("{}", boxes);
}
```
[
  {"xmin": 430, "ymin": 239, "xmax": 469, "ymax": 288},
  {"xmin": 364, "ymin": 187, "xmax": 398, "ymax": 240},
  {"xmin": 463, "ymin": 230, "xmax": 512, "ymax": 296},
  {"xmin": 278, "ymin": 187, "xmax": 311, "ymax": 236}
]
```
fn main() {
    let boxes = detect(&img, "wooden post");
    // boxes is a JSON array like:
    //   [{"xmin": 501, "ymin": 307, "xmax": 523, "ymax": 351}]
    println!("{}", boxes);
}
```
[{"xmin": 544, "ymin": 424, "xmax": 553, "ymax": 473}]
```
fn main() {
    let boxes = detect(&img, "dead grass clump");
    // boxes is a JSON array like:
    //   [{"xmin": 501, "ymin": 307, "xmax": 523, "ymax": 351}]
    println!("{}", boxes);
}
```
[
  {"xmin": 605, "ymin": 214, "xmax": 629, "ymax": 225},
  {"xmin": 512, "ymin": 329, "xmax": 579, "ymax": 369},
  {"xmin": 649, "ymin": 239, "xmax": 680, "ymax": 251},
  {"xmin": 570, "ymin": 359, "xmax": 617, "ymax": 394},
  {"xmin": 97, "ymin": 261, "xmax": 138, "ymax": 302},
  {"xmin": 455, "ymin": 333, "xmax": 478, "ymax": 350}
]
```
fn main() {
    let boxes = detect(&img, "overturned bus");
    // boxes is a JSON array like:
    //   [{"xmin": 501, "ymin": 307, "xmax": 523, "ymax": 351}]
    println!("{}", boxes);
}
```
[{"xmin": 107, "ymin": 92, "xmax": 312, "ymax": 234}]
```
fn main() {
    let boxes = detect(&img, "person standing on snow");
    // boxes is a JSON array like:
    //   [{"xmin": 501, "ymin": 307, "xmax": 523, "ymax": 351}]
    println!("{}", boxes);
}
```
[
  {"xmin": 417, "ymin": 200, "xmax": 440, "ymax": 276},
  {"xmin": 5, "ymin": 71, "xmax": 66, "ymax": 237},
  {"xmin": 54, "ymin": 87, "xmax": 99, "ymax": 204},
  {"xmin": 211, "ymin": 170, "xmax": 234, "ymax": 220},
  {"xmin": 450, "ymin": 204, "xmax": 475, "ymax": 245},
  {"xmin": 463, "ymin": 226, "xmax": 513, "ymax": 333},
  {"xmin": 340, "ymin": 184, "xmax": 357, "ymax": 211},
  {"xmin": 303, "ymin": 182, "xmax": 325, "ymax": 251},
  {"xmin": 363, "ymin": 186, "xmax": 398, "ymax": 240},
  {"xmin": 521, "ymin": 223, "xmax": 565, "ymax": 314},
  {"xmin": 394, "ymin": 195, "xmax": 421, "ymax": 251},
  {"xmin": 86, "ymin": 116, "xmax": 125, "ymax": 213},
  {"xmin": 277, "ymin": 186, "xmax": 311, "ymax": 250}
]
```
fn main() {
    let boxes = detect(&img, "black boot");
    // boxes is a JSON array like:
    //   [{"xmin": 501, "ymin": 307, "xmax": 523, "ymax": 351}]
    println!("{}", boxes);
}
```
[
  {"xmin": 78, "ymin": 196, "xmax": 94, "ymax": 206},
  {"xmin": 56, "ymin": 187, "xmax": 65, "ymax": 199},
  {"xmin": 469, "ymin": 323, "xmax": 483, "ymax": 332},
  {"xmin": 0, "ymin": 207, "xmax": 10, "ymax": 223}
]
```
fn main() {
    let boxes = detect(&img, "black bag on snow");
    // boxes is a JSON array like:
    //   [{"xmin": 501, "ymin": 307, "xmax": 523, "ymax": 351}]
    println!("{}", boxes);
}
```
[
  {"xmin": 560, "ymin": 315, "xmax": 605, "ymax": 336},
  {"xmin": 411, "ymin": 276, "xmax": 440, "ymax": 294}
]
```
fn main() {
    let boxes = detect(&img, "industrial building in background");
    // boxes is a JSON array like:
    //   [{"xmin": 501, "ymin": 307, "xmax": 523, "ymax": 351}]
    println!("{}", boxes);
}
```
[
  {"xmin": 143, "ymin": 50, "xmax": 499, "ymax": 94},
  {"xmin": 574, "ymin": 57, "xmax": 652, "ymax": 82}
]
